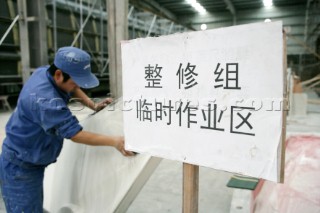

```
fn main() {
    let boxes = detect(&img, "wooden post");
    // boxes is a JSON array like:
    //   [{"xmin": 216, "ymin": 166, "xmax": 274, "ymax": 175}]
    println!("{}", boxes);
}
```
[
  {"xmin": 183, "ymin": 163, "xmax": 199, "ymax": 213},
  {"xmin": 279, "ymin": 31, "xmax": 288, "ymax": 183}
]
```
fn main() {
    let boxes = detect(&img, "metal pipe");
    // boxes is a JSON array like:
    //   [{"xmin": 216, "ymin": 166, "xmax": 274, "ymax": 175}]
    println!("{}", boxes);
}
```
[
  {"xmin": 128, "ymin": 6, "xmax": 134, "ymax": 19},
  {"xmin": 71, "ymin": 0, "xmax": 98, "ymax": 47},
  {"xmin": 0, "ymin": 75, "xmax": 22, "ymax": 78},
  {"xmin": 223, "ymin": 0, "xmax": 236, "ymax": 25},
  {"xmin": 168, "ymin": 22, "xmax": 174, "ymax": 35},
  {"xmin": 47, "ymin": 0, "xmax": 107, "ymax": 18},
  {"xmin": 99, "ymin": 0, "xmax": 104, "ymax": 75},
  {"xmin": 62, "ymin": 0, "xmax": 100, "ymax": 70},
  {"xmin": 0, "ymin": 52, "xmax": 20, "ymax": 60},
  {"xmin": 132, "ymin": 13, "xmax": 136, "ymax": 38},
  {"xmin": 147, "ymin": 15, "xmax": 157, "ymax": 37},
  {"xmin": 100, "ymin": 58, "xmax": 109, "ymax": 77},
  {"xmin": 80, "ymin": 0, "xmax": 83, "ymax": 48},
  {"xmin": 303, "ymin": 0, "xmax": 312, "ymax": 42},
  {"xmin": 0, "ymin": 15, "xmax": 19, "ymax": 46},
  {"xmin": 53, "ymin": 0, "xmax": 57, "ymax": 51}
]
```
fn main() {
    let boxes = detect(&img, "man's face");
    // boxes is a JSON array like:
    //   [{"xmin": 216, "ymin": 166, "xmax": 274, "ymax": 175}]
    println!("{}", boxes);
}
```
[
  {"xmin": 54, "ymin": 70, "xmax": 79, "ymax": 93},
  {"xmin": 59, "ymin": 78, "xmax": 79, "ymax": 93}
]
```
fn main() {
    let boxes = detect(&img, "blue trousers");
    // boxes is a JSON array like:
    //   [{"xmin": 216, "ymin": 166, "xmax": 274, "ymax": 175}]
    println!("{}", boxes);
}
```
[{"xmin": 0, "ymin": 152, "xmax": 45, "ymax": 213}]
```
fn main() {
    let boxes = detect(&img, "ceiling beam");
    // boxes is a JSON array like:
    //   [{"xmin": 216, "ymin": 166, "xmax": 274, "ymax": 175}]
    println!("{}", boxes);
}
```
[{"xmin": 179, "ymin": 5, "xmax": 307, "ymax": 25}]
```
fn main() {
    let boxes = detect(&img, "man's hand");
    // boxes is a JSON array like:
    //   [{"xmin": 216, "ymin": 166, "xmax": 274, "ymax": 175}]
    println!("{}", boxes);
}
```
[
  {"xmin": 94, "ymin": 98, "xmax": 113, "ymax": 112},
  {"xmin": 72, "ymin": 88, "xmax": 113, "ymax": 112},
  {"xmin": 71, "ymin": 131, "xmax": 135, "ymax": 157},
  {"xmin": 113, "ymin": 136, "xmax": 135, "ymax": 157}
]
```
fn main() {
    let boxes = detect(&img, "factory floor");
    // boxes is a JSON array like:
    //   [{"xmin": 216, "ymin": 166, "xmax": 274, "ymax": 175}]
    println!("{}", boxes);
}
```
[{"xmin": 0, "ymin": 91, "xmax": 319, "ymax": 213}]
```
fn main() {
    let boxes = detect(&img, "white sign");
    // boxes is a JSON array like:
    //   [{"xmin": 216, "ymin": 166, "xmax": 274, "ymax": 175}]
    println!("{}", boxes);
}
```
[{"xmin": 121, "ymin": 22, "xmax": 285, "ymax": 182}]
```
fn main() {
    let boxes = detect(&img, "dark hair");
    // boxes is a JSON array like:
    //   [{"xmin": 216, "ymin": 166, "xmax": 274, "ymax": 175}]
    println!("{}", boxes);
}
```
[{"xmin": 48, "ymin": 64, "xmax": 71, "ymax": 82}]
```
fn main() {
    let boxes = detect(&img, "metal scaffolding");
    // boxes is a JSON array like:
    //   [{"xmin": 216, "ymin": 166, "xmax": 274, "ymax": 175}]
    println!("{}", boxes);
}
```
[
  {"xmin": 45, "ymin": 0, "xmax": 188, "ymax": 78},
  {"xmin": 0, "ymin": 0, "xmax": 189, "ymax": 98}
]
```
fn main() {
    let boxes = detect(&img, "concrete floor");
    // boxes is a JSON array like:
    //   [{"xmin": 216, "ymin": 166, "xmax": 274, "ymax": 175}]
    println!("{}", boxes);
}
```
[
  {"xmin": 0, "ymin": 91, "xmax": 319, "ymax": 213},
  {"xmin": 126, "ymin": 159, "xmax": 234, "ymax": 213}
]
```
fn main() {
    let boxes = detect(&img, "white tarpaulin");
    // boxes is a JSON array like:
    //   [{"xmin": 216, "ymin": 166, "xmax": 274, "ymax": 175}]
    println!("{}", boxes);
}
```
[
  {"xmin": 45, "ymin": 100, "xmax": 161, "ymax": 213},
  {"xmin": 121, "ymin": 22, "xmax": 285, "ymax": 182}
]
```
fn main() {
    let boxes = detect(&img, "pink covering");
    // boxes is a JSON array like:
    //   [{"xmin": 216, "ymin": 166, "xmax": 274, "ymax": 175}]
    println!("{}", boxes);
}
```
[{"xmin": 252, "ymin": 135, "xmax": 320, "ymax": 213}]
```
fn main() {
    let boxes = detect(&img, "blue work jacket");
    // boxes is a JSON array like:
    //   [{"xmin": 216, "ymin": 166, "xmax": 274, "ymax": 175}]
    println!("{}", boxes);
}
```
[{"xmin": 2, "ymin": 66, "xmax": 82, "ymax": 166}]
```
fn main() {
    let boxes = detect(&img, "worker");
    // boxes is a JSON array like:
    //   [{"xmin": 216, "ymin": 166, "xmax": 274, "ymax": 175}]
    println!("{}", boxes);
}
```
[{"xmin": 0, "ymin": 46, "xmax": 134, "ymax": 212}]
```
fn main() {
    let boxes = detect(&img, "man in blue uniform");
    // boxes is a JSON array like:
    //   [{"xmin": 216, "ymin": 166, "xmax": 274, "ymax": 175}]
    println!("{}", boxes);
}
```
[{"xmin": 0, "ymin": 46, "xmax": 133, "ymax": 212}]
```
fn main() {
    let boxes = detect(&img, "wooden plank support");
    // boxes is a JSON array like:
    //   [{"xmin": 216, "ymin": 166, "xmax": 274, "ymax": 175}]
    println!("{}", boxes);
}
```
[{"xmin": 183, "ymin": 163, "xmax": 199, "ymax": 213}]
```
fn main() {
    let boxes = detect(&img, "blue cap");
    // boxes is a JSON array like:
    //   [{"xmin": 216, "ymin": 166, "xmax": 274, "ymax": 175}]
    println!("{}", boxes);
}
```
[{"xmin": 54, "ymin": 46, "xmax": 99, "ymax": 89}]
